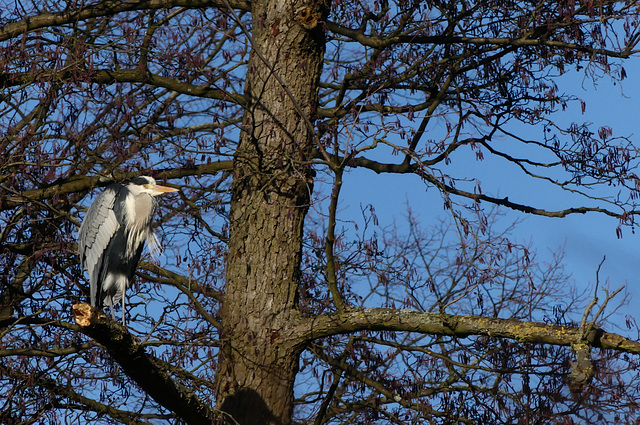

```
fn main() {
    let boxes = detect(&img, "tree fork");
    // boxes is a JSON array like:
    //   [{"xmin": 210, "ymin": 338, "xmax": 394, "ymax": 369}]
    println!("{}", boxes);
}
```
[{"xmin": 214, "ymin": 0, "xmax": 326, "ymax": 424}]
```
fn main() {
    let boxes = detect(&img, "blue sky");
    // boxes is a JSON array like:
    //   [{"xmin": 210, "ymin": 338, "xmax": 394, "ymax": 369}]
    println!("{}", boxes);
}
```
[{"xmin": 338, "ymin": 59, "xmax": 640, "ymax": 338}]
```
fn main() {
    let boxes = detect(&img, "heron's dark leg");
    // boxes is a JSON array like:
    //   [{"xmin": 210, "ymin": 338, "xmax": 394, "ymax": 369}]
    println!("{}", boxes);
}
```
[{"xmin": 109, "ymin": 300, "xmax": 116, "ymax": 321}]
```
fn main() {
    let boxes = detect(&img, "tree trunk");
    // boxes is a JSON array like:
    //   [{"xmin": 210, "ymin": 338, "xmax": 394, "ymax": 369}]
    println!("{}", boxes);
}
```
[{"xmin": 214, "ymin": 0, "xmax": 325, "ymax": 424}]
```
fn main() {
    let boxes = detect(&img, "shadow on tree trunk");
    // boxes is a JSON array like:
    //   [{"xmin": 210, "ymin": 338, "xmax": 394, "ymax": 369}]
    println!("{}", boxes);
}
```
[{"xmin": 220, "ymin": 388, "xmax": 281, "ymax": 425}]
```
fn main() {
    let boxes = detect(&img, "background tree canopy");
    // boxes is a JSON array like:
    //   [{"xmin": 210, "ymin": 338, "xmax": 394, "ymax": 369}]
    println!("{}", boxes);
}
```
[{"xmin": 2, "ymin": 0, "xmax": 640, "ymax": 424}]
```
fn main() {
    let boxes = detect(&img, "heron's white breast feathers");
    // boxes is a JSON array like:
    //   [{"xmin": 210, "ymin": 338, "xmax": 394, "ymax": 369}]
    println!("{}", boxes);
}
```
[
  {"xmin": 121, "ymin": 191, "xmax": 158, "ymax": 258},
  {"xmin": 121, "ymin": 190, "xmax": 138, "ymax": 232}
]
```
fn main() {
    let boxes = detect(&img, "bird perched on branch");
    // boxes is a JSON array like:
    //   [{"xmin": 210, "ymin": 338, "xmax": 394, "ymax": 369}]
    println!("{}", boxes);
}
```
[{"xmin": 77, "ymin": 176, "xmax": 178, "ymax": 325}]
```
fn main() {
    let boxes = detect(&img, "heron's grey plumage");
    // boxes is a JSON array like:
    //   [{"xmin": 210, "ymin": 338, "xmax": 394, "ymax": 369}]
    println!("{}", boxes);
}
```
[{"xmin": 77, "ymin": 176, "xmax": 177, "ymax": 324}]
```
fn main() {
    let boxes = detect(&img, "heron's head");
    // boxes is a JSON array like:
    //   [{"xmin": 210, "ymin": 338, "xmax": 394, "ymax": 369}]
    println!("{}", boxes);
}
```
[{"xmin": 128, "ymin": 176, "xmax": 179, "ymax": 196}]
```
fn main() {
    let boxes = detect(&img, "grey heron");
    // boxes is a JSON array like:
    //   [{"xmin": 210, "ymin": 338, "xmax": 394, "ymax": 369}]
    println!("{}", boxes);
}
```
[{"xmin": 77, "ymin": 176, "xmax": 178, "ymax": 324}]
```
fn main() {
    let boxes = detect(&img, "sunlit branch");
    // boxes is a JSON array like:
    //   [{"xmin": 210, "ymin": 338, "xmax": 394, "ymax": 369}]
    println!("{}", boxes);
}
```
[
  {"xmin": 0, "ymin": 162, "xmax": 233, "ymax": 210},
  {"xmin": 295, "ymin": 308, "xmax": 640, "ymax": 354}
]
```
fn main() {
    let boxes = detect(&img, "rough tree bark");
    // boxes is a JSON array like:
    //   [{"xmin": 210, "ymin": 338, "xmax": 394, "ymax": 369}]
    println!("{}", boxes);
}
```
[{"xmin": 214, "ymin": 0, "xmax": 326, "ymax": 423}]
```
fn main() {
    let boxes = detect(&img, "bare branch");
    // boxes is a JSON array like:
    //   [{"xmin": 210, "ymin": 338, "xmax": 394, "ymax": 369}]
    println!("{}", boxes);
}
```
[{"xmin": 295, "ymin": 308, "xmax": 640, "ymax": 354}]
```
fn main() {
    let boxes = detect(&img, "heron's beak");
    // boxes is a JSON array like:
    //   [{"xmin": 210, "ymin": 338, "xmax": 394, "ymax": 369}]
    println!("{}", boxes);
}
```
[{"xmin": 148, "ymin": 184, "xmax": 179, "ymax": 196}]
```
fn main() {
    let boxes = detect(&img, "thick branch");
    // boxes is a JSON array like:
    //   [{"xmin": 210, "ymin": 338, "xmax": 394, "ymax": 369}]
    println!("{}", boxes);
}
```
[
  {"xmin": 294, "ymin": 308, "xmax": 640, "ymax": 354},
  {"xmin": 0, "ymin": 0, "xmax": 250, "ymax": 42},
  {"xmin": 71, "ymin": 303, "xmax": 216, "ymax": 425},
  {"xmin": 0, "ymin": 69, "xmax": 246, "ymax": 105},
  {"xmin": 325, "ymin": 21, "xmax": 639, "ymax": 58},
  {"xmin": 0, "ymin": 161, "xmax": 233, "ymax": 210}
]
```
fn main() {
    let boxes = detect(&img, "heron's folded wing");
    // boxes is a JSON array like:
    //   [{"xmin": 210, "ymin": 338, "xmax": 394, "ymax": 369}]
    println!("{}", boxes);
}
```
[{"xmin": 77, "ymin": 186, "xmax": 120, "ymax": 305}]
